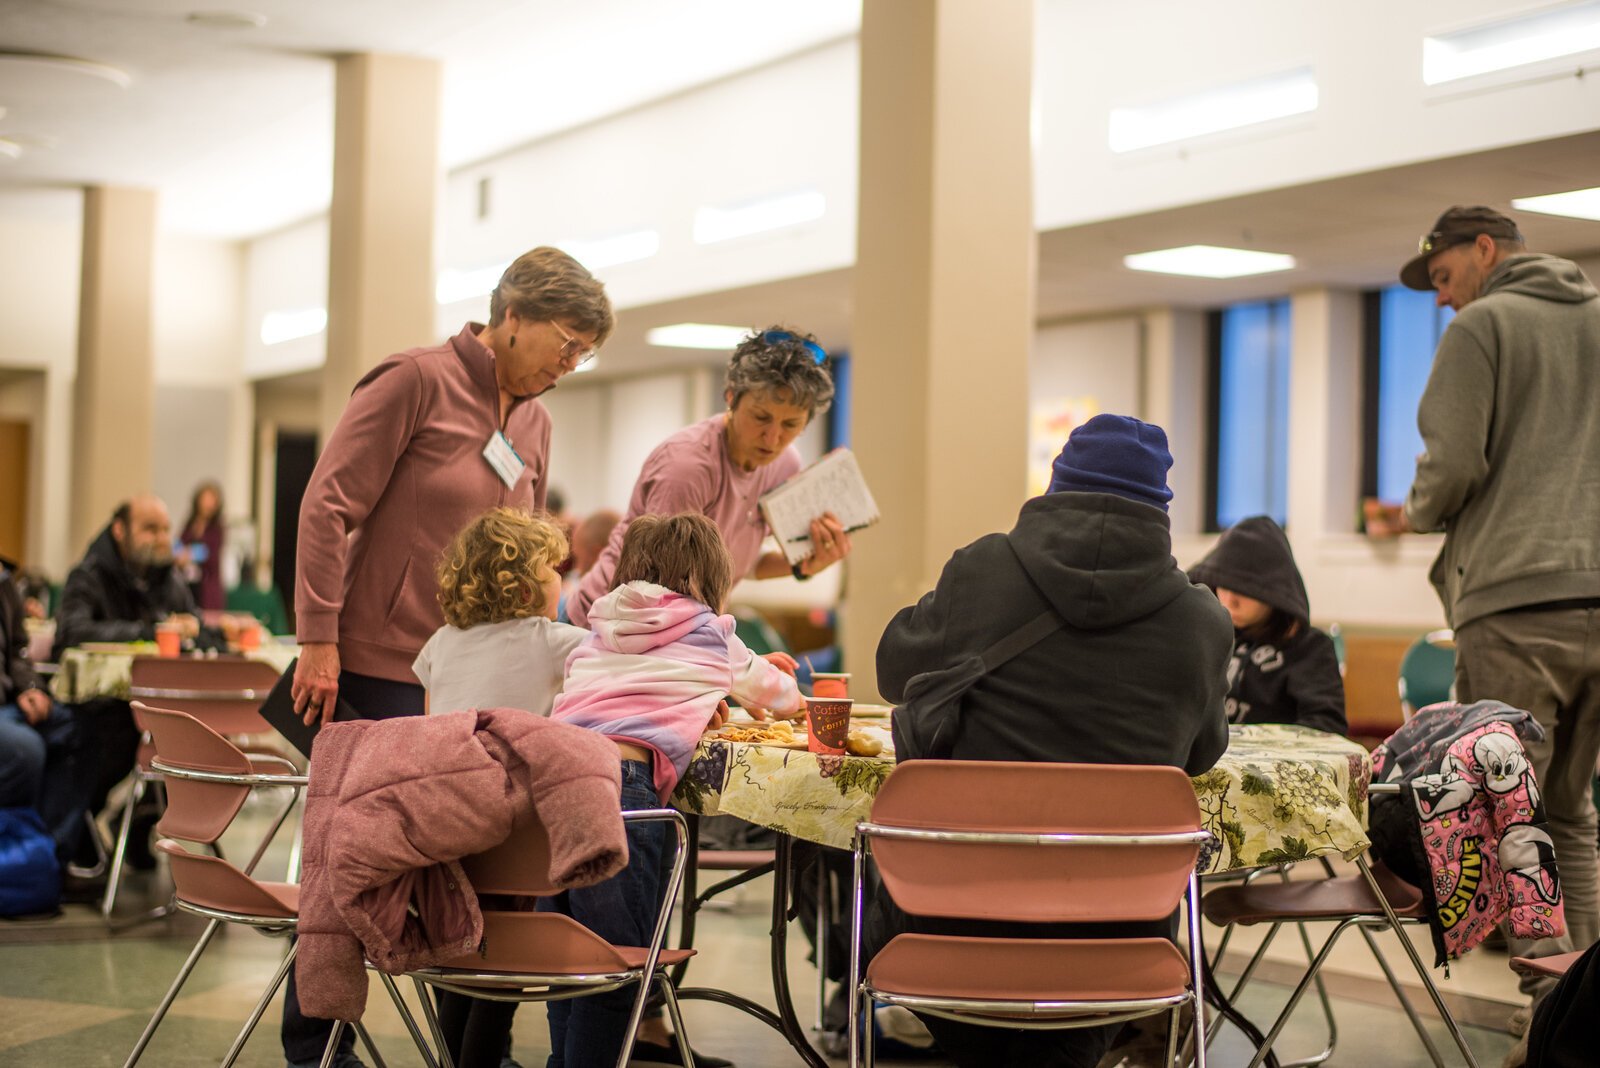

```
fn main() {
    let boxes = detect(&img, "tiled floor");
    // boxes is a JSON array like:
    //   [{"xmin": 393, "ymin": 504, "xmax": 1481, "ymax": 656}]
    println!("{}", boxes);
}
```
[{"xmin": 0, "ymin": 802, "xmax": 1524, "ymax": 1067}]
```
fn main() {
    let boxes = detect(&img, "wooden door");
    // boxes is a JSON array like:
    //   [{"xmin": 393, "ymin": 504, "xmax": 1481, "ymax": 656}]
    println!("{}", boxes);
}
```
[{"xmin": 0, "ymin": 420, "xmax": 29, "ymax": 561}]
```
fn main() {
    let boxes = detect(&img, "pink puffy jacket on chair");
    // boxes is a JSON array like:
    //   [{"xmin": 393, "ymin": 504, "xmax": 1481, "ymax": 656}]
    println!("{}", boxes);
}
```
[{"xmin": 295, "ymin": 708, "xmax": 627, "ymax": 1021}]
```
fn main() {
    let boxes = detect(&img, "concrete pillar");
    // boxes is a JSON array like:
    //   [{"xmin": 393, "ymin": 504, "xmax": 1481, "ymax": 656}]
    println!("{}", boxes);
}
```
[
  {"xmin": 321, "ymin": 53, "xmax": 441, "ymax": 439},
  {"xmin": 1287, "ymin": 288, "xmax": 1362, "ymax": 537},
  {"xmin": 846, "ymin": 0, "xmax": 1036, "ymax": 701},
  {"xmin": 71, "ymin": 186, "xmax": 157, "ymax": 553},
  {"xmin": 1142, "ymin": 308, "xmax": 1210, "ymax": 538}
]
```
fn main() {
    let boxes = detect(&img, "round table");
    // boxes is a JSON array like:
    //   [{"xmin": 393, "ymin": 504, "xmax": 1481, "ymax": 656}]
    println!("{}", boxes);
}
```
[{"xmin": 49, "ymin": 641, "xmax": 299, "ymax": 704}]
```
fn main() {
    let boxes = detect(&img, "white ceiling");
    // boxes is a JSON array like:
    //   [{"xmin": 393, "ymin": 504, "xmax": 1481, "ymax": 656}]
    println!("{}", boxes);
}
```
[{"xmin": 0, "ymin": 0, "xmax": 861, "ymax": 236}]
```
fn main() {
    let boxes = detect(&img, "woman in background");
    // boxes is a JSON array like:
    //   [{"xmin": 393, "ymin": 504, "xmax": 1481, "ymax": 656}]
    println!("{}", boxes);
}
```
[{"xmin": 179, "ymin": 481, "xmax": 225, "ymax": 613}]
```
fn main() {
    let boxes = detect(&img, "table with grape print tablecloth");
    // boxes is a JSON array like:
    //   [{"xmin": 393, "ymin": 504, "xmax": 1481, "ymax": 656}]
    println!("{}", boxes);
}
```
[{"xmin": 672, "ymin": 721, "xmax": 1371, "ymax": 873}]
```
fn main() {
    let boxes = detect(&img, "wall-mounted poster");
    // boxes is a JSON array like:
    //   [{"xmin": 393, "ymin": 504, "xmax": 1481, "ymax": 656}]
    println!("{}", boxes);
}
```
[{"xmin": 1029, "ymin": 395, "xmax": 1100, "ymax": 497}]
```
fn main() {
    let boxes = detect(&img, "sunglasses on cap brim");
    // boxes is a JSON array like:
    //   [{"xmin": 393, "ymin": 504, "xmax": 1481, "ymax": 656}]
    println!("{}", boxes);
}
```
[{"xmin": 760, "ymin": 330, "xmax": 827, "ymax": 366}]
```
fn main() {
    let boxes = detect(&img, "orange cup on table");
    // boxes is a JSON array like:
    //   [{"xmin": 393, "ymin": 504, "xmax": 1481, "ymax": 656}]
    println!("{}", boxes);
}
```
[
  {"xmin": 237, "ymin": 620, "xmax": 263, "ymax": 651},
  {"xmin": 805, "ymin": 696, "xmax": 852, "ymax": 754},
  {"xmin": 811, "ymin": 672, "xmax": 850, "ymax": 700},
  {"xmin": 154, "ymin": 621, "xmax": 183, "ymax": 658}
]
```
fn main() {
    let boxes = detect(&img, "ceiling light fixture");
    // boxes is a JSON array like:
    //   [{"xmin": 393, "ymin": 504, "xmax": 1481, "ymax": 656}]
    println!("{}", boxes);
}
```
[
  {"xmin": 185, "ymin": 11, "xmax": 269, "ymax": 30},
  {"xmin": 557, "ymin": 229, "xmax": 660, "ymax": 271},
  {"xmin": 1109, "ymin": 68, "xmax": 1318, "ymax": 153},
  {"xmin": 646, "ymin": 323, "xmax": 752, "ymax": 350},
  {"xmin": 0, "ymin": 50, "xmax": 131, "ymax": 89},
  {"xmin": 1511, "ymin": 185, "xmax": 1600, "ymax": 222},
  {"xmin": 1423, "ymin": 1, "xmax": 1600, "ymax": 85},
  {"xmin": 435, "ymin": 263, "xmax": 507, "ymax": 306},
  {"xmin": 260, "ymin": 307, "xmax": 327, "ymax": 346},
  {"xmin": 0, "ymin": 138, "xmax": 21, "ymax": 160},
  {"xmin": 693, "ymin": 189, "xmax": 826, "ymax": 245},
  {"xmin": 1123, "ymin": 245, "xmax": 1297, "ymax": 278}
]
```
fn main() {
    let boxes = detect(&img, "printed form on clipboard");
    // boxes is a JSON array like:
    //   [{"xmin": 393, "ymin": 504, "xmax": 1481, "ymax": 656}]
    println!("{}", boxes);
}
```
[{"xmin": 759, "ymin": 448, "xmax": 881, "ymax": 565}]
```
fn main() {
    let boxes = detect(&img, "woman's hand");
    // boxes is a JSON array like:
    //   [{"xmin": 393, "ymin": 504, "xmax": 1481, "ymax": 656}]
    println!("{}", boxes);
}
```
[
  {"xmin": 294, "ymin": 642, "xmax": 342, "ymax": 726},
  {"xmin": 708, "ymin": 699, "xmax": 731, "ymax": 731},
  {"xmin": 763, "ymin": 651, "xmax": 799, "ymax": 676},
  {"xmin": 800, "ymin": 512, "xmax": 853, "ymax": 576}
]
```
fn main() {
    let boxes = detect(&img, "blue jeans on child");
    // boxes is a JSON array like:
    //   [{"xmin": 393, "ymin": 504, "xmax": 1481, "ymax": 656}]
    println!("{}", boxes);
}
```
[{"xmin": 537, "ymin": 758, "xmax": 668, "ymax": 1068}]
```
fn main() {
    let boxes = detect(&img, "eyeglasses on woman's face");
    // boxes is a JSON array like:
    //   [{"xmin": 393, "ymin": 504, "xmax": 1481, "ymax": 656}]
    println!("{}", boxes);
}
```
[{"xmin": 549, "ymin": 319, "xmax": 597, "ymax": 368}]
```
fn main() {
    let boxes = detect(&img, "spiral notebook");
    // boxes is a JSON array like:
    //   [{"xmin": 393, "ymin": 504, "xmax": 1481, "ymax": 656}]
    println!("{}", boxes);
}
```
[{"xmin": 759, "ymin": 448, "xmax": 881, "ymax": 565}]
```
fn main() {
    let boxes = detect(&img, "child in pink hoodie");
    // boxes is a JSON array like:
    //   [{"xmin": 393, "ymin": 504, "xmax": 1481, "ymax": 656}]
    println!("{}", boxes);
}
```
[{"xmin": 548, "ymin": 512, "xmax": 802, "ymax": 1067}]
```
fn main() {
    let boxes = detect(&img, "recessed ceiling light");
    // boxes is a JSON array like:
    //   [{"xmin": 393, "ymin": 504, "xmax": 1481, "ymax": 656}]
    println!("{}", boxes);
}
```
[
  {"xmin": 436, "ymin": 262, "xmax": 507, "ymax": 306},
  {"xmin": 185, "ymin": 11, "xmax": 268, "ymax": 30},
  {"xmin": 1511, "ymin": 186, "xmax": 1600, "ymax": 222},
  {"xmin": 557, "ymin": 229, "xmax": 660, "ymax": 271},
  {"xmin": 0, "ymin": 138, "xmax": 21, "ymax": 160},
  {"xmin": 1109, "ymin": 68, "xmax": 1319, "ymax": 153},
  {"xmin": 260, "ymin": 307, "xmax": 327, "ymax": 346},
  {"xmin": 0, "ymin": 50, "xmax": 131, "ymax": 89},
  {"xmin": 693, "ymin": 190, "xmax": 826, "ymax": 245},
  {"xmin": 646, "ymin": 323, "xmax": 751, "ymax": 350},
  {"xmin": 1124, "ymin": 245, "xmax": 1297, "ymax": 278},
  {"xmin": 1423, "ymin": 1, "xmax": 1600, "ymax": 85}
]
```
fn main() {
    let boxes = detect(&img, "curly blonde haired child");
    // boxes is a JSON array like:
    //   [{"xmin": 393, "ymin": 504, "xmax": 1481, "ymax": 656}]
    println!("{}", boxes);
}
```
[
  {"xmin": 435, "ymin": 506, "xmax": 568, "ymax": 627},
  {"xmin": 413, "ymin": 508, "xmax": 587, "ymax": 720}
]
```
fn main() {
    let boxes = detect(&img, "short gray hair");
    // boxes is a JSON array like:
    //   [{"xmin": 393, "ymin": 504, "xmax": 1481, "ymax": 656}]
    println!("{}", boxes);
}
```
[
  {"xmin": 724, "ymin": 326, "xmax": 835, "ymax": 418},
  {"xmin": 489, "ymin": 247, "xmax": 615, "ymax": 346}
]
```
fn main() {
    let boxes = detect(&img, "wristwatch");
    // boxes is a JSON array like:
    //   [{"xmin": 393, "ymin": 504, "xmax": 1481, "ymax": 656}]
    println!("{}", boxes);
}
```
[{"xmin": 791, "ymin": 560, "xmax": 811, "ymax": 582}]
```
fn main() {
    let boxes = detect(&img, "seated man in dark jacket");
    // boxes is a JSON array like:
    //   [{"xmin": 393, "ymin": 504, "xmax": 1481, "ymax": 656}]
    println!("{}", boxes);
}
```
[
  {"xmin": 53, "ymin": 496, "xmax": 198, "ymax": 657},
  {"xmin": 873, "ymin": 414, "xmax": 1233, "ymax": 1068},
  {"xmin": 53, "ymin": 496, "xmax": 198, "ymax": 870}
]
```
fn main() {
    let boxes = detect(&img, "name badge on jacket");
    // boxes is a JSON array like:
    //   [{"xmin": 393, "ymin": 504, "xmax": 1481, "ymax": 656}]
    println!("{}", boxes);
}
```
[{"xmin": 482, "ymin": 430, "xmax": 526, "ymax": 489}]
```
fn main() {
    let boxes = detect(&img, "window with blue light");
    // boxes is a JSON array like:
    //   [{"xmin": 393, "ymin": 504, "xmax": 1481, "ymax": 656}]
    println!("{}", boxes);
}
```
[
  {"xmin": 1208, "ymin": 298, "xmax": 1292, "ymax": 529},
  {"xmin": 1362, "ymin": 286, "xmax": 1453, "ymax": 505},
  {"xmin": 826, "ymin": 353, "xmax": 850, "ymax": 450}
]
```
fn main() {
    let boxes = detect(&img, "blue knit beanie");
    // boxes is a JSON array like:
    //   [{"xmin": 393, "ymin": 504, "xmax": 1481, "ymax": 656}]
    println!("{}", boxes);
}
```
[{"xmin": 1048, "ymin": 414, "xmax": 1173, "ymax": 512}]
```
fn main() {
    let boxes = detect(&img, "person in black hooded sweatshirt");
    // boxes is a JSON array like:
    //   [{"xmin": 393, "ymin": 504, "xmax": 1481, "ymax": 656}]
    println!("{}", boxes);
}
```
[
  {"xmin": 872, "ymin": 414, "xmax": 1232, "ymax": 1068},
  {"xmin": 1187, "ymin": 515, "xmax": 1346, "ymax": 736}
]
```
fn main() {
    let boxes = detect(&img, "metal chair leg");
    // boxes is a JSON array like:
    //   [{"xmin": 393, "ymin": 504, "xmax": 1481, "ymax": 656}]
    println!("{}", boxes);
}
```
[
  {"xmin": 1358, "ymin": 924, "xmax": 1446, "ymax": 1068},
  {"xmin": 815, "ymin": 859, "xmax": 829, "ymax": 1033},
  {"xmin": 1165, "ymin": 1004, "xmax": 1181, "ymax": 1068},
  {"xmin": 660, "ymin": 977, "xmax": 697, "ymax": 1068},
  {"xmin": 352, "ymin": 1022, "xmax": 387, "ymax": 1068},
  {"xmin": 413, "ymin": 978, "xmax": 457, "ymax": 1068},
  {"xmin": 219, "ymin": 940, "xmax": 298, "ymax": 1068},
  {"xmin": 121, "ymin": 917, "xmax": 222, "ymax": 1067},
  {"xmin": 101, "ymin": 776, "xmax": 144, "ymax": 919},
  {"xmin": 1242, "ymin": 918, "xmax": 1362, "ymax": 1068},
  {"xmin": 379, "ymin": 973, "xmax": 440, "ymax": 1068},
  {"xmin": 317, "ymin": 1020, "xmax": 348, "ymax": 1068},
  {"xmin": 1356, "ymin": 856, "xmax": 1481, "ymax": 1068}
]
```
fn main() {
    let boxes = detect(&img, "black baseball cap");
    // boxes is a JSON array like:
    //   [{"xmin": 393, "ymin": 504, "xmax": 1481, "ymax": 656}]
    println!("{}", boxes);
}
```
[{"xmin": 1399, "ymin": 205, "xmax": 1524, "ymax": 291}]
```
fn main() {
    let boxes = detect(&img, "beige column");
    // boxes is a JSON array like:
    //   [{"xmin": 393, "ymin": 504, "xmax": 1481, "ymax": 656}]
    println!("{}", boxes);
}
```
[
  {"xmin": 1142, "ymin": 308, "xmax": 1210, "ymax": 538},
  {"xmin": 321, "ymin": 53, "xmax": 441, "ymax": 439},
  {"xmin": 71, "ymin": 187, "xmax": 157, "ymax": 553},
  {"xmin": 847, "ymin": 0, "xmax": 1036, "ymax": 701},
  {"xmin": 1287, "ymin": 288, "xmax": 1362, "ymax": 537}
]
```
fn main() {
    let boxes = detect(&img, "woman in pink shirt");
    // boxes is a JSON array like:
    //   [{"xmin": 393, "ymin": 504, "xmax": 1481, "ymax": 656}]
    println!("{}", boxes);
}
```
[
  {"xmin": 568, "ymin": 327, "xmax": 853, "ymax": 629},
  {"xmin": 284, "ymin": 247, "xmax": 612, "ymax": 1068}
]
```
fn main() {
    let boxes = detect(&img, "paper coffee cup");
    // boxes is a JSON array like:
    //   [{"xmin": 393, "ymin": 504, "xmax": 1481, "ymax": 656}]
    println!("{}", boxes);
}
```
[
  {"xmin": 805, "ymin": 697, "xmax": 852, "ymax": 754},
  {"xmin": 154, "ymin": 621, "xmax": 182, "ymax": 658},
  {"xmin": 811, "ymin": 672, "xmax": 851, "ymax": 699}
]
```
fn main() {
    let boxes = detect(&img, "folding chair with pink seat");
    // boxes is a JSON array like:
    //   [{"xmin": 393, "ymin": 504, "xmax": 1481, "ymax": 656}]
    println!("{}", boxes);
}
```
[
  {"xmin": 846, "ymin": 760, "xmax": 1212, "ymax": 1068},
  {"xmin": 102, "ymin": 657, "xmax": 290, "ymax": 921},
  {"xmin": 353, "ymin": 806, "xmax": 697, "ymax": 1068},
  {"xmin": 121, "ymin": 702, "xmax": 385, "ymax": 1068}
]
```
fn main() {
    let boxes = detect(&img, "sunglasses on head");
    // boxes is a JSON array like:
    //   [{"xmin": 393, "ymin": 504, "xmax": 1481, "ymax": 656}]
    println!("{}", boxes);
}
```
[{"xmin": 760, "ymin": 329, "xmax": 827, "ymax": 365}]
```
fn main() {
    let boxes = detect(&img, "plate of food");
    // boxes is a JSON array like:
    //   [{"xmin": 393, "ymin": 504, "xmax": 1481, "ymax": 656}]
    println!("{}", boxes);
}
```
[{"xmin": 707, "ymin": 721, "xmax": 810, "ymax": 750}]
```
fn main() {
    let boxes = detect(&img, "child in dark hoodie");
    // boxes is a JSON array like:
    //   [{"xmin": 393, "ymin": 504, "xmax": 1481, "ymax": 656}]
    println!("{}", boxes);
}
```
[{"xmin": 1188, "ymin": 515, "xmax": 1347, "ymax": 735}]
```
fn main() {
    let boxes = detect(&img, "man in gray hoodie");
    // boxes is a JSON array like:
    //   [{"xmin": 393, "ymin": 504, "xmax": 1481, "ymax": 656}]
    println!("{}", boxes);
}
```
[{"xmin": 1398, "ymin": 205, "xmax": 1600, "ymax": 1002}]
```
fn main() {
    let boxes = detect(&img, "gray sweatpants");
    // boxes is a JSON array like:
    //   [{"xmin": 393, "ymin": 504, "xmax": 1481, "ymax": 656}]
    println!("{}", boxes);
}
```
[{"xmin": 1455, "ymin": 606, "xmax": 1600, "ymax": 994}]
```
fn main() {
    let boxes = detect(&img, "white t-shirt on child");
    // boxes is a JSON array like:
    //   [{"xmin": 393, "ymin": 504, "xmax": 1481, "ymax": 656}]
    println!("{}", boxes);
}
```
[{"xmin": 412, "ymin": 616, "xmax": 588, "ymax": 717}]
